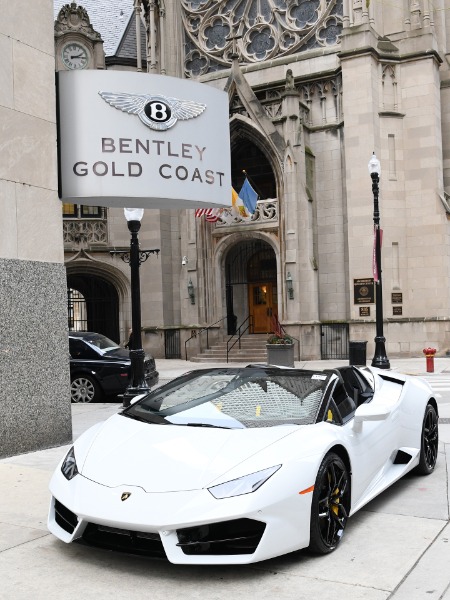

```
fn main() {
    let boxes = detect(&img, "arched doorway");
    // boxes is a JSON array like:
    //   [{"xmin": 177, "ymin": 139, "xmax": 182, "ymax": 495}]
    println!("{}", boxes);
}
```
[
  {"xmin": 67, "ymin": 274, "xmax": 120, "ymax": 342},
  {"xmin": 225, "ymin": 239, "xmax": 277, "ymax": 334}
]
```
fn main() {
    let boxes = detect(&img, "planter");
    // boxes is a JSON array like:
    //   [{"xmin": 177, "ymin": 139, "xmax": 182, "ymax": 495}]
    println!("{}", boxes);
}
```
[{"xmin": 266, "ymin": 343, "xmax": 295, "ymax": 368}]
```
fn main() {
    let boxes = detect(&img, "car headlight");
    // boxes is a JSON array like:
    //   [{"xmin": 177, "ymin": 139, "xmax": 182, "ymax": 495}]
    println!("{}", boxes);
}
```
[
  {"xmin": 208, "ymin": 465, "xmax": 281, "ymax": 499},
  {"xmin": 61, "ymin": 446, "xmax": 78, "ymax": 480}
]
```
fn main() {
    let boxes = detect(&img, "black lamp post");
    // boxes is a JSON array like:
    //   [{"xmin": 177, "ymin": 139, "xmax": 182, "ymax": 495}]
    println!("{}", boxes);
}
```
[
  {"xmin": 110, "ymin": 208, "xmax": 160, "ymax": 407},
  {"xmin": 369, "ymin": 153, "xmax": 390, "ymax": 369}
]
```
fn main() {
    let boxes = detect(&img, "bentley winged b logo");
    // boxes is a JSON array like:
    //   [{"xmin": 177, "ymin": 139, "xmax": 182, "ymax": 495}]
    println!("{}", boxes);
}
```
[
  {"xmin": 121, "ymin": 492, "xmax": 132, "ymax": 502},
  {"xmin": 98, "ymin": 91, "xmax": 206, "ymax": 131}
]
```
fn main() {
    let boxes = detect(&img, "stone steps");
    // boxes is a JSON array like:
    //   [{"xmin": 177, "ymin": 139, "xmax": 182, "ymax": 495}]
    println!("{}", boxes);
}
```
[{"xmin": 190, "ymin": 335, "xmax": 268, "ymax": 363}]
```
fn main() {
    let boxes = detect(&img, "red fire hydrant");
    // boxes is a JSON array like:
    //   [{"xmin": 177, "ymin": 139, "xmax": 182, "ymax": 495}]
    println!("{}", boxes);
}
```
[{"xmin": 423, "ymin": 347, "xmax": 437, "ymax": 373}]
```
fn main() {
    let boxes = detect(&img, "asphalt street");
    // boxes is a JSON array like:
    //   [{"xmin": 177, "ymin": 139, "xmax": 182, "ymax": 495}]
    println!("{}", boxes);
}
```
[{"xmin": 1, "ymin": 357, "xmax": 449, "ymax": 600}]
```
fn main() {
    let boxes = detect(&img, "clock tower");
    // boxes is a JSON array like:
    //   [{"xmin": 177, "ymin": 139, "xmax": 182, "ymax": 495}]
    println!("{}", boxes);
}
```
[{"xmin": 54, "ymin": 2, "xmax": 105, "ymax": 71}]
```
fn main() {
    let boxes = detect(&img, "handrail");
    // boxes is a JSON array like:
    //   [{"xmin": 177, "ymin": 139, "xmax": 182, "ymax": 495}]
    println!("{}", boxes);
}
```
[
  {"xmin": 184, "ymin": 316, "xmax": 227, "ymax": 361},
  {"xmin": 226, "ymin": 315, "xmax": 253, "ymax": 363},
  {"xmin": 270, "ymin": 314, "xmax": 301, "ymax": 361}
]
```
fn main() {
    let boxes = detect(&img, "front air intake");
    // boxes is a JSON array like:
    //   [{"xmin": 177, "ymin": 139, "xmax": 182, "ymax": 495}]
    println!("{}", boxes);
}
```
[
  {"xmin": 54, "ymin": 499, "xmax": 78, "ymax": 534},
  {"xmin": 81, "ymin": 523, "xmax": 166, "ymax": 557},
  {"xmin": 176, "ymin": 518, "xmax": 266, "ymax": 555}
]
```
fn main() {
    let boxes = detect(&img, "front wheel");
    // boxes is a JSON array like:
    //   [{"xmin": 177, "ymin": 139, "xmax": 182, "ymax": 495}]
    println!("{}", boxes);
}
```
[
  {"xmin": 70, "ymin": 375, "xmax": 101, "ymax": 403},
  {"xmin": 309, "ymin": 453, "xmax": 350, "ymax": 554},
  {"xmin": 416, "ymin": 403, "xmax": 438, "ymax": 475}
]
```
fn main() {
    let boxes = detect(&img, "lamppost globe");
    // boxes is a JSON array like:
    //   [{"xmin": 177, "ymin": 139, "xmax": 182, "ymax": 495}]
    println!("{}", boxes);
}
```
[
  {"xmin": 368, "ymin": 152, "xmax": 381, "ymax": 175},
  {"xmin": 124, "ymin": 207, "xmax": 144, "ymax": 222}
]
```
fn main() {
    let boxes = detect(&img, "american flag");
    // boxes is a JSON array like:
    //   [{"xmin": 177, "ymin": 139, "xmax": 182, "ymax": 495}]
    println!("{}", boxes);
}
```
[{"xmin": 195, "ymin": 208, "xmax": 222, "ymax": 222}]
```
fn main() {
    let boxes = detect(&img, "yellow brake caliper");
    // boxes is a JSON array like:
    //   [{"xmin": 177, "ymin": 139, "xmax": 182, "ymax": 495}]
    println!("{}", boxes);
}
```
[{"xmin": 332, "ymin": 488, "xmax": 340, "ymax": 515}]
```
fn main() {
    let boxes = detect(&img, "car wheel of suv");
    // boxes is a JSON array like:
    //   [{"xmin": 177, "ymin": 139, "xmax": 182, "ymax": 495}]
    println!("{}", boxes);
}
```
[{"xmin": 71, "ymin": 375, "xmax": 101, "ymax": 403}]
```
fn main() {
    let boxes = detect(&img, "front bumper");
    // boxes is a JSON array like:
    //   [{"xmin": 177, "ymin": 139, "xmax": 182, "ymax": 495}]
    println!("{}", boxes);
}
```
[{"xmin": 48, "ymin": 470, "xmax": 311, "ymax": 565}]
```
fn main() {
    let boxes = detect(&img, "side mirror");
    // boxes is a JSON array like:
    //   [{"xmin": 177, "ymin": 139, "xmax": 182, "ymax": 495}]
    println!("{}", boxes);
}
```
[{"xmin": 353, "ymin": 402, "xmax": 391, "ymax": 432}]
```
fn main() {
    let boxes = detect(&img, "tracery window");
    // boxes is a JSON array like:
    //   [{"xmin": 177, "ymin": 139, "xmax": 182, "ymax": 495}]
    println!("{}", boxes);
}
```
[{"xmin": 182, "ymin": 0, "xmax": 343, "ymax": 77}]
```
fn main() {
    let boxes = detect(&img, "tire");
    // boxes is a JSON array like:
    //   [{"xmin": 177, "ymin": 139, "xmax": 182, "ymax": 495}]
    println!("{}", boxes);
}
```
[
  {"xmin": 415, "ymin": 403, "xmax": 439, "ymax": 475},
  {"xmin": 309, "ymin": 452, "xmax": 350, "ymax": 554},
  {"xmin": 70, "ymin": 374, "xmax": 102, "ymax": 403}
]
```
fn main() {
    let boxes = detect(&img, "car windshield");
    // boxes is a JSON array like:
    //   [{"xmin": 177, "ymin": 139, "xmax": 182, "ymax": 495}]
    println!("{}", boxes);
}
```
[
  {"xmin": 123, "ymin": 367, "xmax": 330, "ymax": 429},
  {"xmin": 82, "ymin": 333, "xmax": 120, "ymax": 354}
]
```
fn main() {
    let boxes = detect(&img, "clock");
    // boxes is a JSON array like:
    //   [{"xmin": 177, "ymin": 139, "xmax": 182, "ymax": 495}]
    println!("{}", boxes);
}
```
[{"xmin": 61, "ymin": 42, "xmax": 89, "ymax": 70}]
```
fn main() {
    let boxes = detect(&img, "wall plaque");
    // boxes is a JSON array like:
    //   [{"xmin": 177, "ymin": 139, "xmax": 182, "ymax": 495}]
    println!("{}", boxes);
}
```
[
  {"xmin": 354, "ymin": 278, "xmax": 374, "ymax": 304},
  {"xmin": 391, "ymin": 292, "xmax": 403, "ymax": 304},
  {"xmin": 393, "ymin": 306, "xmax": 403, "ymax": 316},
  {"xmin": 359, "ymin": 306, "xmax": 370, "ymax": 317}
]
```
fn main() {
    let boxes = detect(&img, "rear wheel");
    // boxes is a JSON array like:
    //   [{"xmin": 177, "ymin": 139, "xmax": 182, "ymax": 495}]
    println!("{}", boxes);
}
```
[
  {"xmin": 70, "ymin": 375, "xmax": 101, "ymax": 403},
  {"xmin": 416, "ymin": 403, "xmax": 438, "ymax": 475},
  {"xmin": 309, "ymin": 453, "xmax": 350, "ymax": 554}
]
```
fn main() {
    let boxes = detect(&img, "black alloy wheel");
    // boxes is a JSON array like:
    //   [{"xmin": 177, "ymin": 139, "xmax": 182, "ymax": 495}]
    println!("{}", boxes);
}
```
[
  {"xmin": 309, "ymin": 452, "xmax": 350, "ymax": 554},
  {"xmin": 416, "ymin": 403, "xmax": 439, "ymax": 475},
  {"xmin": 70, "ymin": 374, "xmax": 101, "ymax": 403}
]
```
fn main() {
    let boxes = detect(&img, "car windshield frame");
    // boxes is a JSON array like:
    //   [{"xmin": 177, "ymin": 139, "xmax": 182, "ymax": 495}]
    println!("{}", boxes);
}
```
[{"xmin": 123, "ymin": 367, "xmax": 333, "ymax": 429}]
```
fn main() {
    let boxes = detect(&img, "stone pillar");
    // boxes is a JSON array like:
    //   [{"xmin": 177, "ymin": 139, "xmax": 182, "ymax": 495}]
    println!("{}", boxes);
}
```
[
  {"xmin": 0, "ymin": 0, "xmax": 72, "ymax": 457},
  {"xmin": 281, "ymin": 75, "xmax": 319, "ymax": 324}
]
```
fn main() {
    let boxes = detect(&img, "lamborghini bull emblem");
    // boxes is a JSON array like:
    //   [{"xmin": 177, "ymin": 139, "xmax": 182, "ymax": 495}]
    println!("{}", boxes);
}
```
[{"xmin": 121, "ymin": 492, "xmax": 132, "ymax": 502}]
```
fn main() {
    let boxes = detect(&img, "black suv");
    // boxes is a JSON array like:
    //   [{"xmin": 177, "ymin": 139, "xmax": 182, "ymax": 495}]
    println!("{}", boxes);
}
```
[{"xmin": 69, "ymin": 332, "xmax": 159, "ymax": 403}]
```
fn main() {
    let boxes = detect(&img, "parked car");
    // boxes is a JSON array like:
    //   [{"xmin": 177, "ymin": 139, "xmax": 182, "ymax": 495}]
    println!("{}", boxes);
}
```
[
  {"xmin": 49, "ymin": 364, "xmax": 438, "ymax": 563},
  {"xmin": 69, "ymin": 331, "xmax": 158, "ymax": 403}
]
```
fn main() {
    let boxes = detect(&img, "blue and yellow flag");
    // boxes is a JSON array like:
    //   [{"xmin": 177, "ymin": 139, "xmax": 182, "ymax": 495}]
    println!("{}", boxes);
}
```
[{"xmin": 239, "ymin": 177, "xmax": 259, "ymax": 214}]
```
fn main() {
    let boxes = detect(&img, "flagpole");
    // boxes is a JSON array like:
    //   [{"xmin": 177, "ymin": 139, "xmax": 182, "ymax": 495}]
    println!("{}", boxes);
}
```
[
  {"xmin": 369, "ymin": 153, "xmax": 390, "ymax": 369},
  {"xmin": 242, "ymin": 170, "xmax": 264, "ymax": 199}
]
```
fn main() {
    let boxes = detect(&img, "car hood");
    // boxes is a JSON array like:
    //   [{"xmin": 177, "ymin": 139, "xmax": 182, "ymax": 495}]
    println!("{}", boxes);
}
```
[{"xmin": 78, "ymin": 414, "xmax": 296, "ymax": 492}]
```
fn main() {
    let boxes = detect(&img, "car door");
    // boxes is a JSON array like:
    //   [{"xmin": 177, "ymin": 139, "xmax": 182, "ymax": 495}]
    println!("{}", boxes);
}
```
[
  {"xmin": 69, "ymin": 338, "xmax": 104, "ymax": 379},
  {"xmin": 343, "ymin": 374, "xmax": 405, "ymax": 510}
]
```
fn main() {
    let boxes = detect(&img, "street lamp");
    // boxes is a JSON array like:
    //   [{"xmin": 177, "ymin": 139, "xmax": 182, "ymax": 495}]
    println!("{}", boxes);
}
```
[
  {"xmin": 110, "ymin": 208, "xmax": 160, "ymax": 407},
  {"xmin": 369, "ymin": 153, "xmax": 390, "ymax": 369}
]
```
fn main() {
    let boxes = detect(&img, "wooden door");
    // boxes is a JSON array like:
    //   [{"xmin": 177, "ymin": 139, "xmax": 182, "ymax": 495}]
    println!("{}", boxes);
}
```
[{"xmin": 249, "ymin": 283, "xmax": 278, "ymax": 333}]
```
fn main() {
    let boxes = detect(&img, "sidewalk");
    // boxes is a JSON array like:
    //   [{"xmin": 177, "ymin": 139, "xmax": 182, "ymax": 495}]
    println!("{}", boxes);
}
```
[
  {"xmin": 0, "ymin": 357, "xmax": 449, "ymax": 600},
  {"xmin": 156, "ymin": 355, "xmax": 450, "ymax": 380}
]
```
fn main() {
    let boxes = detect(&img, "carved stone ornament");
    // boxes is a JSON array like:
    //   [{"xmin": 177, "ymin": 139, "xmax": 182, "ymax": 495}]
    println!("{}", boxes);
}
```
[
  {"xmin": 182, "ymin": 0, "xmax": 343, "ymax": 77},
  {"xmin": 55, "ymin": 2, "xmax": 102, "ymax": 41}
]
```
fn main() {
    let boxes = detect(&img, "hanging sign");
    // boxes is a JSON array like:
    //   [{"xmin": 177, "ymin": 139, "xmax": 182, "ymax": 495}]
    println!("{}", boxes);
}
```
[{"xmin": 57, "ymin": 70, "xmax": 231, "ymax": 209}]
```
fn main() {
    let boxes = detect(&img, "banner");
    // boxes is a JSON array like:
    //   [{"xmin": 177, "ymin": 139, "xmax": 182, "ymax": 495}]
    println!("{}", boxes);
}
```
[{"xmin": 373, "ymin": 227, "xmax": 383, "ymax": 282}]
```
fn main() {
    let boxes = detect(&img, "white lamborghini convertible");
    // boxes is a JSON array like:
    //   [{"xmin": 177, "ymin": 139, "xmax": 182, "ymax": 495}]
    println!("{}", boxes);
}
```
[{"xmin": 48, "ymin": 365, "xmax": 439, "ymax": 564}]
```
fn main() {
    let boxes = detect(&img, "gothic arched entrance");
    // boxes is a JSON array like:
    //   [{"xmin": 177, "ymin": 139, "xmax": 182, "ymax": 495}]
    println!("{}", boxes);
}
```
[
  {"xmin": 225, "ymin": 239, "xmax": 277, "ymax": 335},
  {"xmin": 67, "ymin": 273, "xmax": 120, "ymax": 342}
]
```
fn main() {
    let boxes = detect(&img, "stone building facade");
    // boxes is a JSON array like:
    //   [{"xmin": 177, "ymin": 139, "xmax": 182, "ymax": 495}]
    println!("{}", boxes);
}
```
[
  {"xmin": 0, "ymin": 2, "xmax": 72, "ymax": 457},
  {"xmin": 55, "ymin": 0, "xmax": 450, "ymax": 361}
]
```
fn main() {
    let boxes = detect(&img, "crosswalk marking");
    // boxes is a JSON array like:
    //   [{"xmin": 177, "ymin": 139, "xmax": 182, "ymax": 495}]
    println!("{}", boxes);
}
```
[
  {"xmin": 417, "ymin": 376, "xmax": 450, "ymax": 423},
  {"xmin": 419, "ymin": 376, "xmax": 450, "ymax": 399}
]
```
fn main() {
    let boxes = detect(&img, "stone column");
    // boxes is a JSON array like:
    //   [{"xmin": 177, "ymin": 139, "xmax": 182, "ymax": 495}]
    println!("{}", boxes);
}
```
[
  {"xmin": 281, "ymin": 74, "xmax": 319, "ymax": 324},
  {"xmin": 0, "ymin": 0, "xmax": 72, "ymax": 457}
]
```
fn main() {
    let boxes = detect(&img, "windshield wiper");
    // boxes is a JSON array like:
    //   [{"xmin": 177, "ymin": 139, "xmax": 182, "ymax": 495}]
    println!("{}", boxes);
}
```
[{"xmin": 183, "ymin": 422, "xmax": 231, "ymax": 429}]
